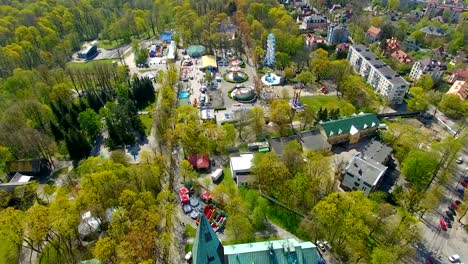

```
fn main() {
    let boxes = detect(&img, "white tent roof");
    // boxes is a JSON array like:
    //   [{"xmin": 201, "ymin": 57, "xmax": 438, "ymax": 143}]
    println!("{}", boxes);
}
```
[{"xmin": 230, "ymin": 154, "xmax": 254, "ymax": 172}]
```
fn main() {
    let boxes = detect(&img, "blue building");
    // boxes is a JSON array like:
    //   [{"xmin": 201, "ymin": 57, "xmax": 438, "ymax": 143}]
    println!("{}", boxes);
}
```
[{"xmin": 327, "ymin": 24, "xmax": 348, "ymax": 44}]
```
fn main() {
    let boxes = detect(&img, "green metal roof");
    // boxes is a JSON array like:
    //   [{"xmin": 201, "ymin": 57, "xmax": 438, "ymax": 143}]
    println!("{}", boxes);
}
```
[
  {"xmin": 192, "ymin": 214, "xmax": 224, "ymax": 264},
  {"xmin": 319, "ymin": 113, "xmax": 379, "ymax": 137},
  {"xmin": 224, "ymin": 239, "xmax": 320, "ymax": 264}
]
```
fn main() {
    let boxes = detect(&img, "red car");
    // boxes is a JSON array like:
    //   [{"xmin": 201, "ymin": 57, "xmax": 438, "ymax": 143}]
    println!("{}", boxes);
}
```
[
  {"xmin": 460, "ymin": 181, "xmax": 468, "ymax": 188},
  {"xmin": 439, "ymin": 219, "xmax": 448, "ymax": 231}
]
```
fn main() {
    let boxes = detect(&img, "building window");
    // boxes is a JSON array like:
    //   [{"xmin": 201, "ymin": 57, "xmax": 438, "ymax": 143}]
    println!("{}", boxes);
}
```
[{"xmin": 354, "ymin": 182, "xmax": 360, "ymax": 187}]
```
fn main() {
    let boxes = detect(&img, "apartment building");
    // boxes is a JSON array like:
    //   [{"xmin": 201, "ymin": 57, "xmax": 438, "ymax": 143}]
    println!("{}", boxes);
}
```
[
  {"xmin": 347, "ymin": 44, "xmax": 410, "ymax": 104},
  {"xmin": 409, "ymin": 58, "xmax": 447, "ymax": 81}
]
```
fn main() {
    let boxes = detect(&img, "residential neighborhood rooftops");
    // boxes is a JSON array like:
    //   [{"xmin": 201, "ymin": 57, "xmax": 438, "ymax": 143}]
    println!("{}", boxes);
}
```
[
  {"xmin": 346, "ymin": 154, "xmax": 387, "ymax": 186},
  {"xmin": 417, "ymin": 58, "xmax": 447, "ymax": 71},
  {"xmin": 420, "ymin": 26, "xmax": 446, "ymax": 36},
  {"xmin": 447, "ymin": 80, "xmax": 467, "ymax": 100},
  {"xmin": 224, "ymin": 238, "xmax": 319, "ymax": 264},
  {"xmin": 319, "ymin": 112, "xmax": 380, "ymax": 137}
]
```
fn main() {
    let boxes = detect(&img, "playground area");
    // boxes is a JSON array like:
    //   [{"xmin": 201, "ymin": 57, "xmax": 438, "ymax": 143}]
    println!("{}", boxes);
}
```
[{"xmin": 179, "ymin": 186, "xmax": 228, "ymax": 233}]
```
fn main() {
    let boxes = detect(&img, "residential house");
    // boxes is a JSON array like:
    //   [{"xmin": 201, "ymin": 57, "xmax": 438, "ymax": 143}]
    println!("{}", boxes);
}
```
[
  {"xmin": 447, "ymin": 80, "xmax": 467, "ymax": 100},
  {"xmin": 341, "ymin": 140, "xmax": 392, "ymax": 195},
  {"xmin": 347, "ymin": 44, "xmax": 410, "ymax": 104},
  {"xmin": 366, "ymin": 26, "xmax": 381, "ymax": 43},
  {"xmin": 304, "ymin": 34, "xmax": 327, "ymax": 49},
  {"xmin": 230, "ymin": 153, "xmax": 254, "ymax": 186},
  {"xmin": 336, "ymin": 43, "xmax": 350, "ymax": 52},
  {"xmin": 318, "ymin": 113, "xmax": 380, "ymax": 145},
  {"xmin": 341, "ymin": 152, "xmax": 387, "ymax": 195},
  {"xmin": 392, "ymin": 50, "xmax": 412, "ymax": 64},
  {"xmin": 424, "ymin": 3, "xmax": 467, "ymax": 23},
  {"xmin": 402, "ymin": 37, "xmax": 419, "ymax": 51},
  {"xmin": 192, "ymin": 214, "xmax": 321, "ymax": 264},
  {"xmin": 447, "ymin": 68, "xmax": 468, "ymax": 83},
  {"xmin": 300, "ymin": 15, "xmax": 328, "ymax": 30},
  {"xmin": 420, "ymin": 26, "xmax": 446, "ymax": 37},
  {"xmin": 362, "ymin": 140, "xmax": 393, "ymax": 165},
  {"xmin": 409, "ymin": 58, "xmax": 447, "ymax": 81},
  {"xmin": 327, "ymin": 24, "xmax": 349, "ymax": 44}
]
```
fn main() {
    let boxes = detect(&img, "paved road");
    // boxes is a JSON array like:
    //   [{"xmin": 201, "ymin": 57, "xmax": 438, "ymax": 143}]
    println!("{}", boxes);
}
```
[{"xmin": 417, "ymin": 147, "xmax": 468, "ymax": 264}]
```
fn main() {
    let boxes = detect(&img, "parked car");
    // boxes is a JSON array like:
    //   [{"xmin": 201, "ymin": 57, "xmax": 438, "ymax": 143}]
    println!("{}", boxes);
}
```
[
  {"xmin": 439, "ymin": 219, "xmax": 448, "ymax": 231},
  {"xmin": 456, "ymin": 157, "xmax": 463, "ymax": 164},
  {"xmin": 316, "ymin": 241, "xmax": 326, "ymax": 252},
  {"xmin": 448, "ymin": 254, "xmax": 460, "ymax": 263},
  {"xmin": 447, "ymin": 220, "xmax": 452, "ymax": 228},
  {"xmin": 446, "ymin": 211, "xmax": 454, "ymax": 221},
  {"xmin": 323, "ymin": 241, "xmax": 332, "ymax": 251},
  {"xmin": 460, "ymin": 180, "xmax": 468, "ymax": 188}
]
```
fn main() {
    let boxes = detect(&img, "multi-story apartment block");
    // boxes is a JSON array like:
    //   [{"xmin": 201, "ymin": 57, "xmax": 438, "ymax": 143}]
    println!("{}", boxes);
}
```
[
  {"xmin": 347, "ymin": 44, "xmax": 410, "ymax": 104},
  {"xmin": 409, "ymin": 58, "xmax": 447, "ymax": 81}
]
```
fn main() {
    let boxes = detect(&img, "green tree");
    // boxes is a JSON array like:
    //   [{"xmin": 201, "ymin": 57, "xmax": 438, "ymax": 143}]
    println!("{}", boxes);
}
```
[
  {"xmin": 294, "ymin": 70, "xmax": 316, "ymax": 89},
  {"xmin": 281, "ymin": 140, "xmax": 304, "ymax": 176},
  {"xmin": 252, "ymin": 152, "xmax": 291, "ymax": 197},
  {"xmin": 180, "ymin": 159, "xmax": 197, "ymax": 183},
  {"xmin": 270, "ymin": 99, "xmax": 293, "ymax": 135},
  {"xmin": 406, "ymin": 87, "xmax": 428, "ymax": 111},
  {"xmin": 439, "ymin": 94, "xmax": 468, "ymax": 119},
  {"xmin": 388, "ymin": 0, "xmax": 400, "ymax": 10},
  {"xmin": 248, "ymin": 106, "xmax": 265, "ymax": 139},
  {"xmin": 78, "ymin": 108, "xmax": 101, "ymax": 141},
  {"xmin": 401, "ymin": 150, "xmax": 438, "ymax": 191},
  {"xmin": 415, "ymin": 74, "xmax": 433, "ymax": 91}
]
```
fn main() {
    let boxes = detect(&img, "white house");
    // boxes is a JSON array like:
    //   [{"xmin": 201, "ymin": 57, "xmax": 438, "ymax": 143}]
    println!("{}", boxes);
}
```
[
  {"xmin": 230, "ymin": 153, "xmax": 254, "ymax": 187},
  {"xmin": 342, "ymin": 153, "xmax": 387, "ymax": 196}
]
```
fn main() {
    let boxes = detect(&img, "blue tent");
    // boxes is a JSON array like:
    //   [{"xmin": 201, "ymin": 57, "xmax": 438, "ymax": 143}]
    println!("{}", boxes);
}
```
[{"xmin": 161, "ymin": 32, "xmax": 172, "ymax": 42}]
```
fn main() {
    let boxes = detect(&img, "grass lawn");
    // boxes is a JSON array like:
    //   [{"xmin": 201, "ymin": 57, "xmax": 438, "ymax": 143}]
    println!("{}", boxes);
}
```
[
  {"xmin": 97, "ymin": 39, "xmax": 124, "ymax": 50},
  {"xmin": 0, "ymin": 238, "xmax": 18, "ymax": 264},
  {"xmin": 184, "ymin": 224, "xmax": 197, "ymax": 238},
  {"xmin": 301, "ymin": 95, "xmax": 356, "ymax": 115},
  {"xmin": 66, "ymin": 60, "xmax": 114, "ymax": 69},
  {"xmin": 139, "ymin": 114, "xmax": 153, "ymax": 136}
]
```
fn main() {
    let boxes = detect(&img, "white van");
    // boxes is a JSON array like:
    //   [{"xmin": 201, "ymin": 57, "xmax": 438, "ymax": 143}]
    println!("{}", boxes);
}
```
[{"xmin": 211, "ymin": 168, "xmax": 223, "ymax": 182}]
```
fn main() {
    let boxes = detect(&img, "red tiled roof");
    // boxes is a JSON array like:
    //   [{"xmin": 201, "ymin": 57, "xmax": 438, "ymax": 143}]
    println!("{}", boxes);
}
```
[
  {"xmin": 451, "ymin": 68, "xmax": 468, "ymax": 79},
  {"xmin": 367, "ymin": 26, "xmax": 381, "ymax": 37},
  {"xmin": 188, "ymin": 154, "xmax": 210, "ymax": 169}
]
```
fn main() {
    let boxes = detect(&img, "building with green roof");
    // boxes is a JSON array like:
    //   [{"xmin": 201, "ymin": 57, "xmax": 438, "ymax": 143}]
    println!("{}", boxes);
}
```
[
  {"xmin": 192, "ymin": 214, "xmax": 224, "ymax": 264},
  {"xmin": 318, "ymin": 113, "xmax": 380, "ymax": 145},
  {"xmin": 192, "ymin": 215, "xmax": 321, "ymax": 264},
  {"xmin": 223, "ymin": 239, "xmax": 320, "ymax": 264}
]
